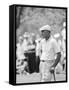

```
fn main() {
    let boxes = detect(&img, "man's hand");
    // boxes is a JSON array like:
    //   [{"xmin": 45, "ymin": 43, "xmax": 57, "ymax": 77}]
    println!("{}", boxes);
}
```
[{"xmin": 50, "ymin": 66, "xmax": 55, "ymax": 73}]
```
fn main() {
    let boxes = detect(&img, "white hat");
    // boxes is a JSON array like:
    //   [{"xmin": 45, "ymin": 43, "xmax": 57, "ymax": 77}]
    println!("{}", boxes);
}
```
[
  {"xmin": 54, "ymin": 33, "xmax": 60, "ymax": 38},
  {"xmin": 39, "ymin": 25, "xmax": 51, "ymax": 32},
  {"xmin": 23, "ymin": 32, "xmax": 30, "ymax": 38}
]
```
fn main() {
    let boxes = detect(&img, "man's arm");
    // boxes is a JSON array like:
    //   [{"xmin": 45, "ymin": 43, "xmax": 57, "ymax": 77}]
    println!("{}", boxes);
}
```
[{"xmin": 52, "ymin": 52, "xmax": 61, "ymax": 68}]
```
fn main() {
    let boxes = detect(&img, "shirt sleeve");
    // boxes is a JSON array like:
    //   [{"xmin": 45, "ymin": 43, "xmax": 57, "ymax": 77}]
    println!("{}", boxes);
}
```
[{"xmin": 52, "ymin": 39, "xmax": 60, "ymax": 53}]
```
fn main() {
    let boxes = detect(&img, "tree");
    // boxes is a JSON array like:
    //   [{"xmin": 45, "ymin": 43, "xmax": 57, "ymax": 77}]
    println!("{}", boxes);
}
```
[{"xmin": 16, "ymin": 6, "xmax": 66, "ymax": 41}]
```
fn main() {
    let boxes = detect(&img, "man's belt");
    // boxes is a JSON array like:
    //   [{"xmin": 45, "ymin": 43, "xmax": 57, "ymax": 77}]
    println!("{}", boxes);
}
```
[
  {"xmin": 40, "ymin": 60, "xmax": 54, "ymax": 62},
  {"xmin": 40, "ymin": 60, "xmax": 46, "ymax": 62}
]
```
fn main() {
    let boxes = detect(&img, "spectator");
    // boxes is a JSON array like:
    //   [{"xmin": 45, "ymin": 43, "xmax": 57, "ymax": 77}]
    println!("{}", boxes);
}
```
[{"xmin": 16, "ymin": 36, "xmax": 27, "ymax": 75}]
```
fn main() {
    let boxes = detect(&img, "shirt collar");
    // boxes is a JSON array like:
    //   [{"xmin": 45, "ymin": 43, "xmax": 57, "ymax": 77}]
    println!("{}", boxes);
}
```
[{"xmin": 44, "ymin": 35, "xmax": 53, "ymax": 42}]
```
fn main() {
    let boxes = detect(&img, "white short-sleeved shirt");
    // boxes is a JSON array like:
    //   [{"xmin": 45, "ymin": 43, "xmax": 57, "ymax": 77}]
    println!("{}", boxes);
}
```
[
  {"xmin": 21, "ymin": 39, "xmax": 29, "ymax": 51},
  {"xmin": 22, "ymin": 39, "xmax": 35, "ymax": 51},
  {"xmin": 37, "ymin": 36, "xmax": 60, "ymax": 61}
]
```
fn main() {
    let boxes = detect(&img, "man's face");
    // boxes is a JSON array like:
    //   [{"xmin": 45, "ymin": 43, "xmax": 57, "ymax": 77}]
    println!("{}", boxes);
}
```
[{"xmin": 41, "ymin": 30, "xmax": 51, "ymax": 40}]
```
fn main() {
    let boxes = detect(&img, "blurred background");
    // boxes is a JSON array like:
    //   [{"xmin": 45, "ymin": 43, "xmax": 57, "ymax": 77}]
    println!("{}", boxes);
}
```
[
  {"xmin": 16, "ymin": 6, "xmax": 66, "ymax": 83},
  {"xmin": 16, "ymin": 6, "xmax": 66, "ymax": 42}
]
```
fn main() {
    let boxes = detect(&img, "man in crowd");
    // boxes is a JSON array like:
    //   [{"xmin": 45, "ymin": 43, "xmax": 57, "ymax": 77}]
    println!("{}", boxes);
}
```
[
  {"xmin": 37, "ymin": 25, "xmax": 61, "ymax": 82},
  {"xmin": 60, "ymin": 22, "xmax": 66, "ymax": 72},
  {"xmin": 22, "ymin": 32, "xmax": 36, "ymax": 74},
  {"xmin": 16, "ymin": 36, "xmax": 28, "ymax": 75}
]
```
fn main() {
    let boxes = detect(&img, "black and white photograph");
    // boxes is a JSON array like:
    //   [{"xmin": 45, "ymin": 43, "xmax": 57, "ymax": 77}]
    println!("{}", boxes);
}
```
[{"xmin": 10, "ymin": 5, "xmax": 67, "ymax": 85}]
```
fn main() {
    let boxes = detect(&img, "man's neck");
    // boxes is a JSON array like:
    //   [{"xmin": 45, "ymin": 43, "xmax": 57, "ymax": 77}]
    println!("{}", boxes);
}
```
[{"xmin": 45, "ymin": 36, "xmax": 50, "ymax": 41}]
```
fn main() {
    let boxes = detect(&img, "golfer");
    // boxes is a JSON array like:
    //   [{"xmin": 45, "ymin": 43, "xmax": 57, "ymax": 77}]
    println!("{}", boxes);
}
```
[{"xmin": 38, "ymin": 25, "xmax": 61, "ymax": 82}]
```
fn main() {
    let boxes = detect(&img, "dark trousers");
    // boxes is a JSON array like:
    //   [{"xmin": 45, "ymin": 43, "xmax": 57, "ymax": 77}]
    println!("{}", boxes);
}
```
[
  {"xmin": 35, "ymin": 56, "xmax": 40, "ymax": 73},
  {"xmin": 25, "ymin": 52, "xmax": 36, "ymax": 73}
]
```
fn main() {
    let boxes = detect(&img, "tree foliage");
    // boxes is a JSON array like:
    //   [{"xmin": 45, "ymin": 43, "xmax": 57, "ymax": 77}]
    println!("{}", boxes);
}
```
[{"xmin": 16, "ymin": 6, "xmax": 66, "ymax": 40}]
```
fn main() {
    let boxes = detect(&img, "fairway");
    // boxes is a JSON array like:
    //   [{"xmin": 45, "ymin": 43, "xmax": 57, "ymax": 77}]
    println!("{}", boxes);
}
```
[{"xmin": 16, "ymin": 72, "xmax": 66, "ymax": 83}]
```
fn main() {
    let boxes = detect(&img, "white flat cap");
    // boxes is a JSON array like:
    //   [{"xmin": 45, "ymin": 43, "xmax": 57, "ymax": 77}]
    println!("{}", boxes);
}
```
[{"xmin": 39, "ymin": 25, "xmax": 51, "ymax": 32}]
